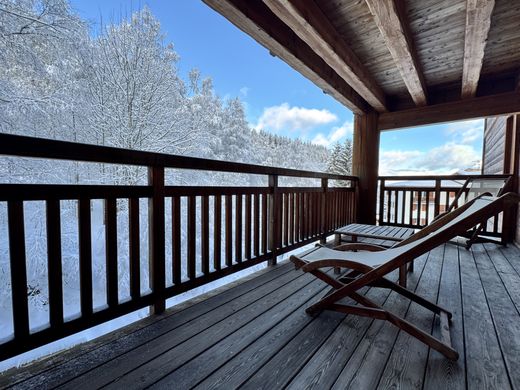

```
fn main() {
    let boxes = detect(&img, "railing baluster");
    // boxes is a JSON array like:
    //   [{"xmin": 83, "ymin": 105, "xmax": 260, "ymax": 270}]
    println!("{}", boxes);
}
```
[
  {"xmin": 320, "ymin": 186, "xmax": 326, "ymax": 241},
  {"xmin": 201, "ymin": 195, "xmax": 209, "ymax": 274},
  {"xmin": 394, "ymin": 191, "xmax": 400, "ymax": 224},
  {"xmin": 78, "ymin": 198, "xmax": 93, "ymax": 317},
  {"xmin": 425, "ymin": 191, "xmax": 430, "ymax": 225},
  {"xmin": 268, "ymin": 174, "xmax": 279, "ymax": 265},
  {"xmin": 378, "ymin": 179, "xmax": 385, "ymax": 225},
  {"xmin": 303, "ymin": 193, "xmax": 307, "ymax": 239},
  {"xmin": 46, "ymin": 199, "xmax": 63, "ymax": 327},
  {"xmin": 225, "ymin": 195, "xmax": 233, "ymax": 266},
  {"xmin": 386, "ymin": 190, "xmax": 392, "ymax": 224},
  {"xmin": 409, "ymin": 191, "xmax": 414, "ymax": 226},
  {"xmin": 295, "ymin": 192, "xmax": 301, "ymax": 241},
  {"xmin": 401, "ymin": 191, "xmax": 406, "ymax": 225},
  {"xmin": 417, "ymin": 191, "xmax": 422, "ymax": 226},
  {"xmin": 105, "ymin": 198, "xmax": 118, "ymax": 308},
  {"xmin": 245, "ymin": 194, "xmax": 251, "ymax": 260},
  {"xmin": 187, "ymin": 195, "xmax": 196, "ymax": 279},
  {"xmin": 253, "ymin": 193, "xmax": 259, "ymax": 257},
  {"xmin": 434, "ymin": 179, "xmax": 441, "ymax": 218},
  {"xmin": 129, "ymin": 198, "xmax": 141, "ymax": 298},
  {"xmin": 213, "ymin": 195, "xmax": 222, "ymax": 271},
  {"xmin": 261, "ymin": 194, "xmax": 267, "ymax": 254},
  {"xmin": 235, "ymin": 194, "xmax": 242, "ymax": 263},
  {"xmin": 172, "ymin": 196, "xmax": 181, "ymax": 283},
  {"xmin": 283, "ymin": 193, "xmax": 289, "ymax": 246},
  {"xmin": 8, "ymin": 200, "xmax": 30, "ymax": 339},
  {"xmin": 148, "ymin": 166, "xmax": 165, "ymax": 314}
]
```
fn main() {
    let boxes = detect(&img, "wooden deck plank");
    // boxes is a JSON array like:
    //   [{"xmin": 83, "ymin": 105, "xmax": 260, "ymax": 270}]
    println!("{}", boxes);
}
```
[
  {"xmin": 96, "ymin": 272, "xmax": 322, "ymax": 389},
  {"xmin": 238, "ymin": 311, "xmax": 345, "ymax": 389},
  {"xmin": 498, "ymin": 244, "xmax": 520, "ymax": 278},
  {"xmin": 376, "ymin": 244, "xmax": 446, "ymax": 389},
  {"xmin": 2, "ymin": 263, "xmax": 294, "ymax": 389},
  {"xmin": 3, "ymin": 243, "xmax": 520, "ymax": 390},
  {"xmin": 494, "ymin": 244, "xmax": 520, "ymax": 314},
  {"xmin": 151, "ymin": 275, "xmax": 336, "ymax": 389},
  {"xmin": 459, "ymin": 243, "xmax": 512, "ymax": 390},
  {"xmin": 475, "ymin": 244, "xmax": 520, "ymax": 388},
  {"xmin": 423, "ymin": 241, "xmax": 466, "ymax": 390},
  {"xmin": 330, "ymin": 247, "xmax": 436, "ymax": 389},
  {"xmin": 196, "ymin": 285, "xmax": 367, "ymax": 390},
  {"xmin": 283, "ymin": 276, "xmax": 402, "ymax": 390}
]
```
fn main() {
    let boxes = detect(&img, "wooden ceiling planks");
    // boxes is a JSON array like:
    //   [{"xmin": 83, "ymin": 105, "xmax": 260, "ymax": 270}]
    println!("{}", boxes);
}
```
[
  {"xmin": 202, "ymin": 0, "xmax": 371, "ymax": 114},
  {"xmin": 205, "ymin": 0, "xmax": 520, "ymax": 126},
  {"xmin": 481, "ymin": 0, "xmax": 520, "ymax": 76},
  {"xmin": 407, "ymin": 0, "xmax": 467, "ymax": 90},
  {"xmin": 461, "ymin": 0, "xmax": 496, "ymax": 99},
  {"xmin": 262, "ymin": 0, "xmax": 388, "ymax": 112},
  {"xmin": 315, "ymin": 0, "xmax": 406, "ymax": 96},
  {"xmin": 365, "ymin": 0, "xmax": 428, "ymax": 106}
]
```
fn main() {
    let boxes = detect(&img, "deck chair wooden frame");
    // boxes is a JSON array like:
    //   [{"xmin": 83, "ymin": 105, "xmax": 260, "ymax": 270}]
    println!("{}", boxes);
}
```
[
  {"xmin": 291, "ymin": 193, "xmax": 519, "ymax": 361},
  {"xmin": 434, "ymin": 176, "xmax": 512, "ymax": 248}
]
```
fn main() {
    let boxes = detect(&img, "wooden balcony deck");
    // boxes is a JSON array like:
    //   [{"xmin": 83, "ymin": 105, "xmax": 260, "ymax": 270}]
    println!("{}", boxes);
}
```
[{"xmin": 2, "ymin": 240, "xmax": 520, "ymax": 389}]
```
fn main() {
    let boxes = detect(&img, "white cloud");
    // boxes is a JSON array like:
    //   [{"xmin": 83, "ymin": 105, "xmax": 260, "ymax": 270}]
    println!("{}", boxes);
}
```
[
  {"xmin": 312, "ymin": 121, "xmax": 353, "ymax": 147},
  {"xmin": 379, "ymin": 143, "xmax": 480, "ymax": 175},
  {"xmin": 445, "ymin": 119, "xmax": 484, "ymax": 145},
  {"xmin": 239, "ymin": 86, "xmax": 249, "ymax": 97},
  {"xmin": 255, "ymin": 103, "xmax": 337, "ymax": 133}
]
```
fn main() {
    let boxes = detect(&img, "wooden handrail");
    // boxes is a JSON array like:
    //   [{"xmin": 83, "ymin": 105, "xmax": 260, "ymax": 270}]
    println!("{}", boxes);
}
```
[
  {"xmin": 0, "ymin": 134, "xmax": 358, "ymax": 361},
  {"xmin": 0, "ymin": 133, "xmax": 356, "ymax": 181}
]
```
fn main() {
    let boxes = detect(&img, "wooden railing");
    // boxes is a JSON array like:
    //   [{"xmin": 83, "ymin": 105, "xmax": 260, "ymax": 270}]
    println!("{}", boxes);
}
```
[
  {"xmin": 377, "ymin": 174, "xmax": 512, "ymax": 239},
  {"xmin": 0, "ymin": 134, "xmax": 357, "ymax": 360}
]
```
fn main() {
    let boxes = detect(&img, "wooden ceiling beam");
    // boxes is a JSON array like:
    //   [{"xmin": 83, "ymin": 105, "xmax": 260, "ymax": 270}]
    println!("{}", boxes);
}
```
[
  {"xmin": 461, "ymin": 0, "xmax": 495, "ymax": 99},
  {"xmin": 203, "ymin": 0, "xmax": 370, "ymax": 114},
  {"xmin": 262, "ymin": 0, "xmax": 388, "ymax": 112},
  {"xmin": 365, "ymin": 0, "xmax": 428, "ymax": 106},
  {"xmin": 379, "ymin": 91, "xmax": 520, "ymax": 130}
]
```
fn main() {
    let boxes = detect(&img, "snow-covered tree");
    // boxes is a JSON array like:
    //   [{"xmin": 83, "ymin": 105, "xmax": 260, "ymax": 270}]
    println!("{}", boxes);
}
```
[
  {"xmin": 85, "ymin": 7, "xmax": 194, "ymax": 184},
  {"xmin": 327, "ymin": 138, "xmax": 353, "ymax": 186}
]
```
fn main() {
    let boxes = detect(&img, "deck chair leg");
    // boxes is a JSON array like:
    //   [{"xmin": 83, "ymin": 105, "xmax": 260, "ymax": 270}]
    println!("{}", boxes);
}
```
[
  {"xmin": 384, "ymin": 308, "xmax": 459, "ymax": 361},
  {"xmin": 326, "ymin": 301, "xmax": 458, "ymax": 360},
  {"xmin": 399, "ymin": 265, "xmax": 407, "ymax": 288},
  {"xmin": 379, "ymin": 278, "xmax": 453, "ymax": 319}
]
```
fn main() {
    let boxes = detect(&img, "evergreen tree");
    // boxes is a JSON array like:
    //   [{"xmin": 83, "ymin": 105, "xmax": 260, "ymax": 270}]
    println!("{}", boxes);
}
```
[{"xmin": 327, "ymin": 138, "xmax": 353, "ymax": 186}]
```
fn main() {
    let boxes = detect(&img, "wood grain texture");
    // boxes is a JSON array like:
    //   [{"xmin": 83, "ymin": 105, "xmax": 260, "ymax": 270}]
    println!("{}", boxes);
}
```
[
  {"xmin": 365, "ymin": 0, "xmax": 427, "ymax": 106},
  {"xmin": 0, "ymin": 263, "xmax": 294, "ymax": 389},
  {"xmin": 263, "ymin": 0, "xmax": 387, "ymax": 112},
  {"xmin": 353, "ymin": 112, "xmax": 380, "ymax": 224},
  {"xmin": 379, "ymin": 91, "xmax": 520, "ymax": 130},
  {"xmin": 5, "ymin": 243, "xmax": 520, "ymax": 389},
  {"xmin": 462, "ymin": 0, "xmax": 495, "ymax": 98},
  {"xmin": 459, "ymin": 242, "xmax": 511, "ymax": 389}
]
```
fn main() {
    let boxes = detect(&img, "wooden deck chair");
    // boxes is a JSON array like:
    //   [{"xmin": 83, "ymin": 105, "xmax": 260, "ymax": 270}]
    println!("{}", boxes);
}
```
[
  {"xmin": 291, "ymin": 192, "xmax": 519, "ymax": 361},
  {"xmin": 443, "ymin": 176, "xmax": 512, "ymax": 248}
]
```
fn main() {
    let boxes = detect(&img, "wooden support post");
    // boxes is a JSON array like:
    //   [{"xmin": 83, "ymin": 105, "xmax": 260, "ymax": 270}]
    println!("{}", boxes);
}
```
[
  {"xmin": 148, "ymin": 166, "xmax": 165, "ymax": 315},
  {"xmin": 320, "ymin": 178, "xmax": 328, "ymax": 244},
  {"xmin": 352, "ymin": 112, "xmax": 380, "ymax": 224},
  {"xmin": 268, "ymin": 174, "xmax": 279, "ymax": 266}
]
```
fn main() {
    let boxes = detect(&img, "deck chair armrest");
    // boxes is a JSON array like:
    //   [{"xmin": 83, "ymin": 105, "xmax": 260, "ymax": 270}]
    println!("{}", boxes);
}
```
[{"xmin": 333, "ymin": 243, "xmax": 386, "ymax": 252}]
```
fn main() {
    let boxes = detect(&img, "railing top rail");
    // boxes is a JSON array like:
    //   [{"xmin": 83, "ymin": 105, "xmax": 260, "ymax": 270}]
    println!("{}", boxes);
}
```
[
  {"xmin": 0, "ymin": 133, "xmax": 357, "ymax": 181},
  {"xmin": 378, "ymin": 174, "xmax": 512, "ymax": 181}
]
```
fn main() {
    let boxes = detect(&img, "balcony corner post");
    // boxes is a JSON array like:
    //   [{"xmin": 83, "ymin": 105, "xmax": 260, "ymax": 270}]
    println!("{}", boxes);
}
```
[
  {"xmin": 352, "ymin": 111, "xmax": 380, "ymax": 225},
  {"xmin": 148, "ymin": 165, "xmax": 166, "ymax": 315}
]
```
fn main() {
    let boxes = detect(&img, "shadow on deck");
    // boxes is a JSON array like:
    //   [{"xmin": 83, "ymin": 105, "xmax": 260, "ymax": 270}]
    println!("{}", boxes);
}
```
[{"xmin": 2, "ymin": 240, "xmax": 520, "ymax": 389}]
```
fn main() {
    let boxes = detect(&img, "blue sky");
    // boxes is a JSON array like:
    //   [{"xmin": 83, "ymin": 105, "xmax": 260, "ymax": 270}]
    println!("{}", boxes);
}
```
[{"xmin": 71, "ymin": 0, "xmax": 484, "ymax": 175}]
